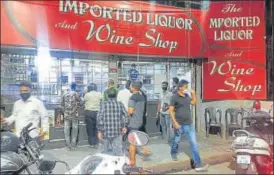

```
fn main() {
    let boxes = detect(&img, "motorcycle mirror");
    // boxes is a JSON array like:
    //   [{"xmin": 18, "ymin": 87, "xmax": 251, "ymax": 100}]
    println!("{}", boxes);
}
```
[
  {"xmin": 37, "ymin": 152, "xmax": 57, "ymax": 173},
  {"xmin": 127, "ymin": 131, "xmax": 149, "ymax": 147}
]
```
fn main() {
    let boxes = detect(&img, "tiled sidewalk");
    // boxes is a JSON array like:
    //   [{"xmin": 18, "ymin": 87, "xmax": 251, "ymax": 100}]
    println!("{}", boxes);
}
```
[{"xmin": 43, "ymin": 133, "xmax": 232, "ymax": 174}]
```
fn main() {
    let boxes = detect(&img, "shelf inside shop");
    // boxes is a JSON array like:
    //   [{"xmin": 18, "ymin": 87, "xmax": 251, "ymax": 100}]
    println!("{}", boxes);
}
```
[{"xmin": 1, "ymin": 54, "xmax": 60, "ymax": 108}]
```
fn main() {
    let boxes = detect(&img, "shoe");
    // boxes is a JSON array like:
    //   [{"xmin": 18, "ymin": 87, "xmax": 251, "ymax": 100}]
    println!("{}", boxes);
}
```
[
  {"xmin": 94, "ymin": 144, "xmax": 99, "ymax": 149},
  {"xmin": 190, "ymin": 159, "xmax": 195, "ymax": 169},
  {"xmin": 195, "ymin": 164, "xmax": 209, "ymax": 172},
  {"xmin": 71, "ymin": 147, "xmax": 76, "ymax": 151},
  {"xmin": 171, "ymin": 154, "xmax": 178, "ymax": 161},
  {"xmin": 66, "ymin": 146, "xmax": 71, "ymax": 151},
  {"xmin": 89, "ymin": 145, "xmax": 94, "ymax": 148}
]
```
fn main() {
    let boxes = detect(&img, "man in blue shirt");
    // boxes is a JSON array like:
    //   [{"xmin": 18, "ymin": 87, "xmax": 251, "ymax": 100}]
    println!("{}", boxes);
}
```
[{"xmin": 128, "ymin": 64, "xmax": 139, "ymax": 82}]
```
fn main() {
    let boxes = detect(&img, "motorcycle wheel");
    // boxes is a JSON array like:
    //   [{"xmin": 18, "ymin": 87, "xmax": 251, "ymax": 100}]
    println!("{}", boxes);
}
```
[{"xmin": 235, "ymin": 161, "xmax": 258, "ymax": 174}]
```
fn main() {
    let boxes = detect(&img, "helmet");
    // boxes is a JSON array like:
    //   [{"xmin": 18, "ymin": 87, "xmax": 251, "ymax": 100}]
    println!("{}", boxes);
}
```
[{"xmin": 1, "ymin": 132, "xmax": 20, "ymax": 152}]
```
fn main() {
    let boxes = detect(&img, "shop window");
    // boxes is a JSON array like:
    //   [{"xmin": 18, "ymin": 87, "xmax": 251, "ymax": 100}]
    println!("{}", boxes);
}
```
[
  {"xmin": 170, "ymin": 62, "xmax": 192, "ymax": 89},
  {"xmin": 118, "ymin": 61, "xmax": 193, "ymax": 100},
  {"xmin": 60, "ymin": 59, "xmax": 109, "ymax": 94},
  {"xmin": 118, "ymin": 61, "xmax": 168, "ymax": 100}
]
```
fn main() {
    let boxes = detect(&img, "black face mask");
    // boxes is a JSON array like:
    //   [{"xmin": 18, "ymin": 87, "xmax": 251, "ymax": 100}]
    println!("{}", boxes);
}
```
[
  {"xmin": 162, "ymin": 87, "xmax": 168, "ymax": 91},
  {"xmin": 20, "ymin": 93, "xmax": 31, "ymax": 101}
]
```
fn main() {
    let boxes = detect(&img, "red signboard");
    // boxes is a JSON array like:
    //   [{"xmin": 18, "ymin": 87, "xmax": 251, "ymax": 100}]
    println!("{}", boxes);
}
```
[
  {"xmin": 202, "ymin": 60, "xmax": 266, "ymax": 100},
  {"xmin": 205, "ymin": 1, "xmax": 266, "ymax": 65},
  {"xmin": 1, "ymin": 1, "xmax": 205, "ymax": 57},
  {"xmin": 202, "ymin": 1, "xmax": 266, "ymax": 100},
  {"xmin": 0, "ymin": 0, "xmax": 266, "ymax": 99}
]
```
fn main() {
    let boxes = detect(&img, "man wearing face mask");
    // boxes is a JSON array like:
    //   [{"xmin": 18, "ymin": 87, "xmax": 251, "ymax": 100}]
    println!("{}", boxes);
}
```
[
  {"xmin": 171, "ymin": 77, "xmax": 179, "ymax": 94},
  {"xmin": 157, "ymin": 81, "xmax": 173, "ymax": 143},
  {"xmin": 169, "ymin": 79, "xmax": 208, "ymax": 172},
  {"xmin": 1, "ymin": 81, "xmax": 49, "ymax": 140}
]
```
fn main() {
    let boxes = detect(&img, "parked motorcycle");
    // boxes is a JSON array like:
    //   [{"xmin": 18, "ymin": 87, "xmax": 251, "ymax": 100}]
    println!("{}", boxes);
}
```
[
  {"xmin": 66, "ymin": 130, "xmax": 153, "ymax": 174},
  {"xmin": 231, "ymin": 109, "xmax": 273, "ymax": 174},
  {"xmin": 1, "ymin": 123, "xmax": 153, "ymax": 174},
  {"xmin": 1, "ymin": 123, "xmax": 69, "ymax": 174}
]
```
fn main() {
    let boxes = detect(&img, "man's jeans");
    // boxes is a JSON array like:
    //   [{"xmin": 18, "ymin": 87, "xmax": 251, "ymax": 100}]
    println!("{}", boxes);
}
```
[
  {"xmin": 64, "ymin": 119, "xmax": 79, "ymax": 148},
  {"xmin": 171, "ymin": 124, "xmax": 202, "ymax": 168},
  {"xmin": 160, "ymin": 114, "xmax": 172, "ymax": 142},
  {"xmin": 102, "ymin": 135, "xmax": 123, "ymax": 156}
]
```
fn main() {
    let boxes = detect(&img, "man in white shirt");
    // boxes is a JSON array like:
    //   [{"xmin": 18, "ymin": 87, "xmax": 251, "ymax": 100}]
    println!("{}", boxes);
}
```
[
  {"xmin": 1, "ymin": 81, "xmax": 49, "ymax": 139},
  {"xmin": 117, "ymin": 80, "xmax": 132, "ymax": 111},
  {"xmin": 83, "ymin": 83, "xmax": 102, "ymax": 148}
]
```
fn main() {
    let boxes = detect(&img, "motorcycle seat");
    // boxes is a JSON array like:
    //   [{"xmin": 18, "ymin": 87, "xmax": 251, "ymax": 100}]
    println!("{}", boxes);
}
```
[{"xmin": 0, "ymin": 151, "xmax": 25, "ymax": 173}]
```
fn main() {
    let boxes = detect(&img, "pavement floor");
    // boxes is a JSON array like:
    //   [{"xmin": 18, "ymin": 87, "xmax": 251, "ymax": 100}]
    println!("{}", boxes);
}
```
[
  {"xmin": 171, "ymin": 162, "xmax": 234, "ymax": 174},
  {"xmin": 39, "ymin": 133, "xmax": 233, "ymax": 174}
]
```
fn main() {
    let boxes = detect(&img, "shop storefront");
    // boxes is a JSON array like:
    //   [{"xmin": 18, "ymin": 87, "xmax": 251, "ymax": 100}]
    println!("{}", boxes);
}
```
[
  {"xmin": 0, "ymin": 49, "xmax": 194, "ymax": 148},
  {"xmin": 1, "ymin": 0, "xmax": 269, "ymax": 148}
]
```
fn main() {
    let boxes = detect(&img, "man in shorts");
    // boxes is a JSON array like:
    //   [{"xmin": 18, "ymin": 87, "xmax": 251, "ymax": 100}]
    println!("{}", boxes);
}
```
[{"xmin": 127, "ymin": 81, "xmax": 151, "ymax": 166}]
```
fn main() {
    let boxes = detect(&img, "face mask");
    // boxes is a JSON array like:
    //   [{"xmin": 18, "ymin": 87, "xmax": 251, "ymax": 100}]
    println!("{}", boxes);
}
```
[
  {"xmin": 20, "ymin": 93, "xmax": 31, "ymax": 101},
  {"xmin": 162, "ymin": 87, "xmax": 168, "ymax": 91}
]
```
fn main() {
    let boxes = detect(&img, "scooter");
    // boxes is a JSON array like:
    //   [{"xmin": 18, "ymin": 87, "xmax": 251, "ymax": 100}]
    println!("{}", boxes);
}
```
[
  {"xmin": 231, "ymin": 109, "xmax": 273, "ymax": 174},
  {"xmin": 65, "ymin": 130, "xmax": 153, "ymax": 174}
]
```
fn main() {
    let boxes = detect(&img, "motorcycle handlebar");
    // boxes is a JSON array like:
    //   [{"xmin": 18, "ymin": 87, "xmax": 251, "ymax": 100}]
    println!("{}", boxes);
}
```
[
  {"xmin": 20, "ymin": 123, "xmax": 38, "ymax": 145},
  {"xmin": 24, "ymin": 123, "xmax": 33, "ymax": 131}
]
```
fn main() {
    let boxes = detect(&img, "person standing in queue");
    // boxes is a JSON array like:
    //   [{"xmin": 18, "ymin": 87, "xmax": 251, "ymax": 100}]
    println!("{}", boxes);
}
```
[
  {"xmin": 104, "ymin": 79, "xmax": 118, "ymax": 101},
  {"xmin": 84, "ymin": 83, "xmax": 102, "ymax": 148},
  {"xmin": 61, "ymin": 82, "xmax": 82, "ymax": 151},
  {"xmin": 157, "ymin": 81, "xmax": 173, "ymax": 143},
  {"xmin": 1, "ymin": 81, "xmax": 49, "ymax": 141},
  {"xmin": 97, "ymin": 88, "xmax": 129, "ymax": 155},
  {"xmin": 171, "ymin": 77, "xmax": 179, "ymax": 94},
  {"xmin": 128, "ymin": 81, "xmax": 151, "ymax": 166},
  {"xmin": 169, "ymin": 79, "xmax": 208, "ymax": 172},
  {"xmin": 117, "ymin": 80, "xmax": 132, "ymax": 111},
  {"xmin": 138, "ymin": 81, "xmax": 147, "ymax": 133}
]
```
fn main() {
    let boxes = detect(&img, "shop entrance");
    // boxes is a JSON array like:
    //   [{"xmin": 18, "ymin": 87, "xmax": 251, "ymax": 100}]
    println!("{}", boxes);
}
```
[{"xmin": 117, "ymin": 60, "xmax": 194, "ymax": 135}]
